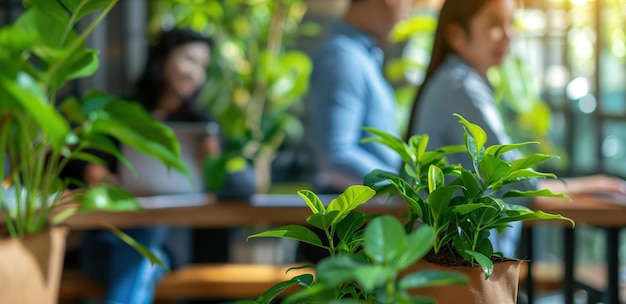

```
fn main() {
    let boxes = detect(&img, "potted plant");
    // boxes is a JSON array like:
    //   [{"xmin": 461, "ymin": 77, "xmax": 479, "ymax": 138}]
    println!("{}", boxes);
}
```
[
  {"xmin": 0, "ymin": 1, "xmax": 188, "ymax": 302},
  {"xmin": 150, "ymin": 0, "xmax": 315, "ymax": 193},
  {"xmin": 241, "ymin": 185, "xmax": 468, "ymax": 303},
  {"xmin": 362, "ymin": 113, "xmax": 574, "ymax": 303}
]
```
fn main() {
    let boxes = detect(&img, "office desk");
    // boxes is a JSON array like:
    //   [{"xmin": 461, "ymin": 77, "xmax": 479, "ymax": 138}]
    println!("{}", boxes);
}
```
[
  {"xmin": 529, "ymin": 194, "xmax": 626, "ymax": 304},
  {"xmin": 62, "ymin": 193, "xmax": 409, "ymax": 230}
]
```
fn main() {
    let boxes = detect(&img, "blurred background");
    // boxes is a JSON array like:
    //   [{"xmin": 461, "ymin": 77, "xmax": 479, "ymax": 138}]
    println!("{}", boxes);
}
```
[{"xmin": 1, "ymin": 0, "xmax": 625, "ymax": 300}]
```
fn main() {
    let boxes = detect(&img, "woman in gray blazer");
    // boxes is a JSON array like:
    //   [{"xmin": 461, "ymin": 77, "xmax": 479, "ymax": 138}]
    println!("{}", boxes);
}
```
[{"xmin": 408, "ymin": 0, "xmax": 626, "ymax": 257}]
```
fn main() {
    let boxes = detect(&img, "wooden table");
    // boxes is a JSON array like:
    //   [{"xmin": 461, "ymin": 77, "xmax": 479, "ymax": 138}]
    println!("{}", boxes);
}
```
[
  {"xmin": 62, "ymin": 192, "xmax": 626, "ymax": 303},
  {"xmin": 527, "ymin": 194, "xmax": 626, "ymax": 304},
  {"xmin": 62, "ymin": 193, "xmax": 409, "ymax": 230}
]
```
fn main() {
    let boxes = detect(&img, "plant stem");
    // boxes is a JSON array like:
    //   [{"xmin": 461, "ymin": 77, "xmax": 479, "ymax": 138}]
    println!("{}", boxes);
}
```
[
  {"xmin": 45, "ymin": 0, "xmax": 118, "ymax": 82},
  {"xmin": 385, "ymin": 276, "xmax": 395, "ymax": 303},
  {"xmin": 58, "ymin": 0, "xmax": 87, "ymax": 47},
  {"xmin": 326, "ymin": 226, "xmax": 336, "ymax": 256}
]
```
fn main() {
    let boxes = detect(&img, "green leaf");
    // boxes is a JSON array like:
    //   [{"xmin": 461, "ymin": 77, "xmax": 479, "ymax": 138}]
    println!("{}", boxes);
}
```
[
  {"xmin": 502, "ymin": 188, "xmax": 568, "ymax": 199},
  {"xmin": 0, "ymin": 72, "xmax": 70, "ymax": 149},
  {"xmin": 484, "ymin": 142, "xmax": 537, "ymax": 157},
  {"xmin": 465, "ymin": 250, "xmax": 493, "ymax": 279},
  {"xmin": 60, "ymin": 0, "xmax": 115, "ymax": 23},
  {"xmin": 255, "ymin": 274, "xmax": 314, "ymax": 304},
  {"xmin": 59, "ymin": 96, "xmax": 87, "ymax": 123},
  {"xmin": 306, "ymin": 211, "xmax": 339, "ymax": 230},
  {"xmin": 105, "ymin": 224, "xmax": 169, "ymax": 270},
  {"xmin": 297, "ymin": 189, "xmax": 325, "ymax": 214},
  {"xmin": 395, "ymin": 225, "xmax": 435, "ymax": 270},
  {"xmin": 75, "ymin": 185, "xmax": 141, "ymax": 212},
  {"xmin": 410, "ymin": 133, "xmax": 430, "ymax": 163},
  {"xmin": 496, "ymin": 210, "xmax": 574, "ymax": 228},
  {"xmin": 388, "ymin": 178, "xmax": 424, "ymax": 219},
  {"xmin": 455, "ymin": 113, "xmax": 487, "ymax": 169},
  {"xmin": 0, "ymin": 24, "xmax": 39, "ymax": 54},
  {"xmin": 354, "ymin": 265, "xmax": 388, "ymax": 292},
  {"xmin": 316, "ymin": 255, "xmax": 361, "ymax": 288},
  {"xmin": 419, "ymin": 148, "xmax": 463, "ymax": 171},
  {"xmin": 56, "ymin": 48, "xmax": 99, "ymax": 83},
  {"xmin": 327, "ymin": 185, "xmax": 375, "ymax": 224},
  {"xmin": 247, "ymin": 225, "xmax": 324, "ymax": 248},
  {"xmin": 336, "ymin": 210, "xmax": 366, "ymax": 243},
  {"xmin": 460, "ymin": 169, "xmax": 480, "ymax": 198},
  {"xmin": 364, "ymin": 169, "xmax": 401, "ymax": 188},
  {"xmin": 428, "ymin": 186, "xmax": 459, "ymax": 223},
  {"xmin": 398, "ymin": 270, "xmax": 468, "ymax": 289},
  {"xmin": 362, "ymin": 127, "xmax": 412, "ymax": 163},
  {"xmin": 480, "ymin": 155, "xmax": 511, "ymax": 184},
  {"xmin": 510, "ymin": 153, "xmax": 556, "ymax": 170},
  {"xmin": 427, "ymin": 164, "xmax": 445, "ymax": 193},
  {"xmin": 363, "ymin": 215, "xmax": 407, "ymax": 264},
  {"xmin": 25, "ymin": 0, "xmax": 70, "ymax": 24},
  {"xmin": 89, "ymin": 94, "xmax": 180, "ymax": 155},
  {"xmin": 501, "ymin": 168, "xmax": 556, "ymax": 182}
]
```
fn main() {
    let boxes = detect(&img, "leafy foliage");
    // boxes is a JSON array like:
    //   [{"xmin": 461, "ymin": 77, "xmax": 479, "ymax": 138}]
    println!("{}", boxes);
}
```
[
  {"xmin": 363, "ymin": 114, "xmax": 574, "ymax": 279},
  {"xmin": 0, "ymin": 0, "xmax": 188, "ymax": 267},
  {"xmin": 150, "ymin": 0, "xmax": 315, "ymax": 162},
  {"xmin": 243, "ymin": 185, "xmax": 467, "ymax": 303}
]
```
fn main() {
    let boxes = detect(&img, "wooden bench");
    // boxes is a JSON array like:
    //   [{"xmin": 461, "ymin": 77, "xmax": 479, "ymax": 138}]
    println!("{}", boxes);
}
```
[
  {"xmin": 60, "ymin": 261, "xmax": 573, "ymax": 303},
  {"xmin": 58, "ymin": 263, "xmax": 314, "ymax": 303}
]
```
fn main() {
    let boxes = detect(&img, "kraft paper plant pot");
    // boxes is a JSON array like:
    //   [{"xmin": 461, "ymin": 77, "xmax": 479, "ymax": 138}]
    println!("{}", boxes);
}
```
[
  {"xmin": 410, "ymin": 259, "xmax": 522, "ymax": 304},
  {"xmin": 0, "ymin": 226, "xmax": 68, "ymax": 304}
]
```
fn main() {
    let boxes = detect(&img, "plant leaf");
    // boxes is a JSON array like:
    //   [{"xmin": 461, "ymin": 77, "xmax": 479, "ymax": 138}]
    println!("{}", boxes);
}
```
[
  {"xmin": 297, "ymin": 189, "xmax": 325, "ymax": 214},
  {"xmin": 354, "ymin": 265, "xmax": 388, "ymax": 292},
  {"xmin": 247, "ymin": 225, "xmax": 324, "ymax": 248},
  {"xmin": 336, "ymin": 210, "xmax": 366, "ymax": 243},
  {"xmin": 75, "ymin": 185, "xmax": 141, "ymax": 212},
  {"xmin": 395, "ymin": 225, "xmax": 435, "ymax": 270},
  {"xmin": 256, "ymin": 274, "xmax": 314, "ymax": 304},
  {"xmin": 399, "ymin": 270, "xmax": 468, "ymax": 289},
  {"xmin": 363, "ymin": 215, "xmax": 406, "ymax": 264},
  {"xmin": 60, "ymin": 0, "xmax": 114, "ymax": 23},
  {"xmin": 484, "ymin": 142, "xmax": 538, "ymax": 157},
  {"xmin": 306, "ymin": 210, "xmax": 339, "ymax": 230},
  {"xmin": 455, "ymin": 113, "xmax": 487, "ymax": 169},
  {"xmin": 510, "ymin": 153, "xmax": 555, "ymax": 170},
  {"xmin": 480, "ymin": 154, "xmax": 511, "ymax": 185},
  {"xmin": 502, "ymin": 188, "xmax": 568, "ymax": 199},
  {"xmin": 427, "ymin": 164, "xmax": 445, "ymax": 193},
  {"xmin": 465, "ymin": 250, "xmax": 493, "ymax": 279},
  {"xmin": 104, "ymin": 222, "xmax": 169, "ymax": 270},
  {"xmin": 327, "ymin": 185, "xmax": 375, "ymax": 224}
]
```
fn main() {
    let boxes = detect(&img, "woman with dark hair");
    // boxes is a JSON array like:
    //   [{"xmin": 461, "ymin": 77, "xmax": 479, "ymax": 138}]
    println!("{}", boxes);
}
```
[
  {"xmin": 76, "ymin": 28, "xmax": 253, "ymax": 304},
  {"xmin": 407, "ymin": 0, "xmax": 626, "ymax": 257}
]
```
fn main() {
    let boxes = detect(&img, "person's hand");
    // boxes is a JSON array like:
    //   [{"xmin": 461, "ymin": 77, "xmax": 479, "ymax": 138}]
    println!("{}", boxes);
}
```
[
  {"xmin": 84, "ymin": 163, "xmax": 118, "ymax": 186},
  {"xmin": 540, "ymin": 174, "xmax": 626, "ymax": 196}
]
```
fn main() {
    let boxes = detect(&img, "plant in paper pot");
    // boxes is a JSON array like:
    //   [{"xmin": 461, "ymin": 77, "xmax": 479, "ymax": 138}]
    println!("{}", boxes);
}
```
[
  {"xmin": 239, "ymin": 185, "xmax": 468, "ymax": 303},
  {"xmin": 362, "ymin": 114, "xmax": 574, "ymax": 303},
  {"xmin": 0, "ymin": 1, "xmax": 188, "ymax": 302}
]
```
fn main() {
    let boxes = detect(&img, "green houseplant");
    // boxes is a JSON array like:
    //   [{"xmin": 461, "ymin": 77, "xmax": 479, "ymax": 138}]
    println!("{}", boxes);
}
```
[
  {"xmin": 243, "ymin": 185, "xmax": 468, "ymax": 303},
  {"xmin": 0, "ymin": 0, "xmax": 188, "ymax": 302},
  {"xmin": 150, "ymin": 0, "xmax": 315, "ymax": 193},
  {"xmin": 362, "ymin": 114, "xmax": 574, "ymax": 303}
]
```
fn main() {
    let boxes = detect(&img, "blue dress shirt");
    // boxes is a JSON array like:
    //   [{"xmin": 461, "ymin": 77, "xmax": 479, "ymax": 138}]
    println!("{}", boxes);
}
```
[{"xmin": 306, "ymin": 21, "xmax": 401, "ymax": 192}]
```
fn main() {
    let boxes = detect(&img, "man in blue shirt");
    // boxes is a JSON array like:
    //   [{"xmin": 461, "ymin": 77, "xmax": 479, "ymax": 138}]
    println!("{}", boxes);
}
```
[{"xmin": 306, "ymin": 0, "xmax": 411, "ymax": 193}]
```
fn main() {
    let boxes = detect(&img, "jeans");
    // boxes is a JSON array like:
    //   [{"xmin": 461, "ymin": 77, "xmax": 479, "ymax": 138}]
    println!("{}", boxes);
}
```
[{"xmin": 79, "ymin": 226, "xmax": 170, "ymax": 304}]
